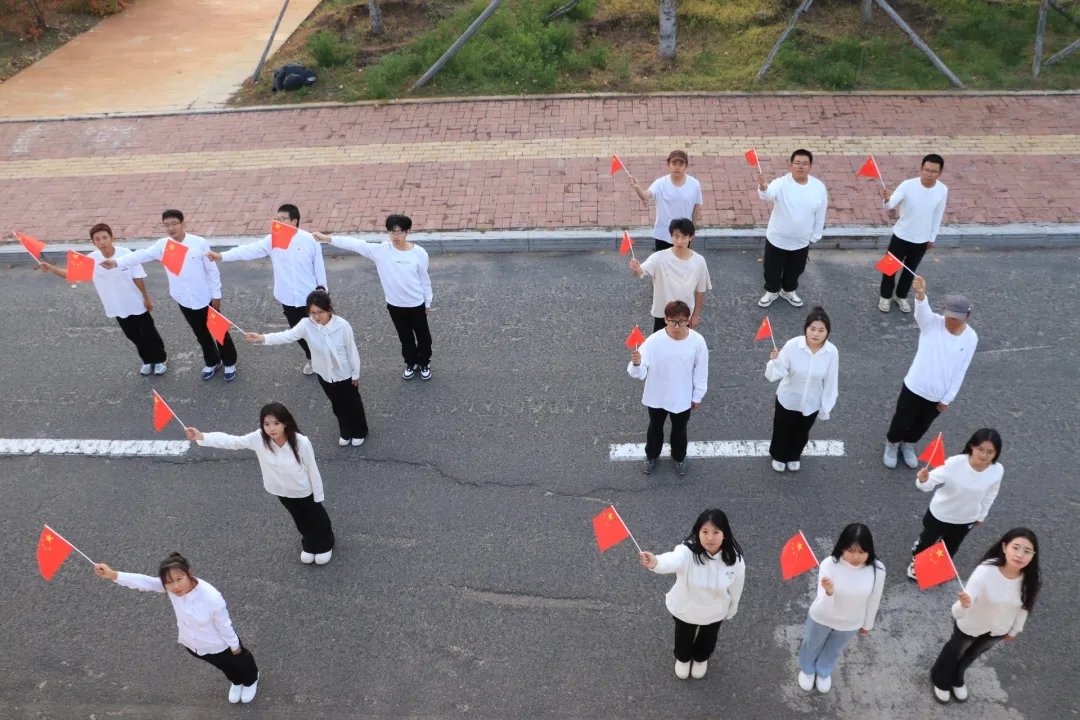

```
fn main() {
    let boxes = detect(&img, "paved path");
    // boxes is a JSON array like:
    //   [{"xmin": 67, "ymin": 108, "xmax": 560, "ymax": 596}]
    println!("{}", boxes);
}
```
[
  {"xmin": 1, "ymin": 94, "xmax": 1079, "ymax": 242},
  {"xmin": 0, "ymin": 0, "xmax": 320, "ymax": 119}
]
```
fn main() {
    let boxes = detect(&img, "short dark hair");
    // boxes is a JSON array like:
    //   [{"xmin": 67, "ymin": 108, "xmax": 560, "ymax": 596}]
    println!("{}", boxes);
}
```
[
  {"xmin": 385, "ymin": 214, "xmax": 412, "ymax": 232},
  {"xmin": 668, "ymin": 218, "xmax": 696, "ymax": 238},
  {"xmin": 306, "ymin": 289, "xmax": 333, "ymax": 315},
  {"xmin": 278, "ymin": 204, "xmax": 300, "ymax": 224},
  {"xmin": 157, "ymin": 552, "xmax": 193, "ymax": 586},
  {"xmin": 683, "ymin": 508, "xmax": 744, "ymax": 567},
  {"xmin": 921, "ymin": 154, "xmax": 945, "ymax": 170},
  {"xmin": 790, "ymin": 149, "xmax": 813, "ymax": 164},
  {"xmin": 804, "ymin": 305, "xmax": 831, "ymax": 338},
  {"xmin": 89, "ymin": 223, "xmax": 113, "ymax": 240},
  {"xmin": 664, "ymin": 300, "xmax": 692, "ymax": 320},
  {"xmin": 963, "ymin": 428, "xmax": 1002, "ymax": 463},
  {"xmin": 162, "ymin": 209, "xmax": 184, "ymax": 223}
]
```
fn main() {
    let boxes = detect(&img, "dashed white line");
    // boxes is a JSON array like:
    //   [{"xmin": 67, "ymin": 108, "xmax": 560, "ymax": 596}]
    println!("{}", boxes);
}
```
[
  {"xmin": 0, "ymin": 439, "xmax": 190, "ymax": 457},
  {"xmin": 608, "ymin": 440, "xmax": 845, "ymax": 461}
]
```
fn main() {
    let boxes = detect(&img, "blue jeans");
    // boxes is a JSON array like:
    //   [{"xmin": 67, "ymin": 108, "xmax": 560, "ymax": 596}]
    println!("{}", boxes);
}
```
[{"xmin": 798, "ymin": 617, "xmax": 857, "ymax": 678}]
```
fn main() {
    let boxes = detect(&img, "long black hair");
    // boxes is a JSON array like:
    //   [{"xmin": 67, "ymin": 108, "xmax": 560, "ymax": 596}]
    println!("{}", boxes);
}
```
[
  {"xmin": 682, "ymin": 508, "xmax": 743, "ymax": 566},
  {"xmin": 978, "ymin": 528, "xmax": 1041, "ymax": 612},
  {"xmin": 963, "ymin": 428, "xmax": 1003, "ymax": 464},
  {"xmin": 829, "ymin": 523, "xmax": 884, "ymax": 573},
  {"xmin": 259, "ymin": 402, "xmax": 302, "ymax": 464}
]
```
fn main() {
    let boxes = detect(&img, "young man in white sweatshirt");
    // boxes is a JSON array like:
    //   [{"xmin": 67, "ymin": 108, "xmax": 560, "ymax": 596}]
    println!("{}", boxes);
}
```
[
  {"xmin": 628, "ymin": 150, "xmax": 704, "ymax": 251},
  {"xmin": 756, "ymin": 149, "xmax": 829, "ymax": 309},
  {"xmin": 628, "ymin": 300, "xmax": 709, "ymax": 476},
  {"xmin": 884, "ymin": 276, "xmax": 977, "ymax": 469},
  {"xmin": 879, "ymin": 154, "xmax": 948, "ymax": 313}
]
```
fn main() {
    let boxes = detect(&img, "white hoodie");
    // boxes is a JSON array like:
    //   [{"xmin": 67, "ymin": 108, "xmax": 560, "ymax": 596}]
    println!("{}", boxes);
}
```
[{"xmin": 650, "ymin": 544, "xmax": 746, "ymax": 625}]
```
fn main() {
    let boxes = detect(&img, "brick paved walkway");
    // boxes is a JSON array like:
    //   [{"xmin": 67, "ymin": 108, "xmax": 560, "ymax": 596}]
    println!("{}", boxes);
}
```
[{"xmin": 1, "ymin": 95, "xmax": 1078, "ymax": 242}]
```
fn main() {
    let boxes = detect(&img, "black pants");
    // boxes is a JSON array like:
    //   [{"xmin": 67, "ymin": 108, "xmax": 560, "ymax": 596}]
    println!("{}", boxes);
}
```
[
  {"xmin": 769, "ymin": 398, "xmax": 819, "ymax": 463},
  {"xmin": 282, "ymin": 304, "xmax": 311, "ymax": 359},
  {"xmin": 886, "ymin": 383, "xmax": 941, "ymax": 444},
  {"xmin": 654, "ymin": 238, "xmax": 673, "ymax": 251},
  {"xmin": 178, "ymin": 304, "xmax": 238, "ymax": 368},
  {"xmin": 673, "ymin": 616, "xmax": 722, "ymax": 663},
  {"xmin": 278, "ymin": 494, "xmax": 335, "ymax": 554},
  {"xmin": 652, "ymin": 316, "xmax": 667, "ymax": 333},
  {"xmin": 318, "ymin": 376, "xmax": 369, "ymax": 440},
  {"xmin": 645, "ymin": 406, "xmax": 692, "ymax": 462},
  {"xmin": 188, "ymin": 645, "xmax": 259, "ymax": 686},
  {"xmin": 880, "ymin": 235, "xmax": 929, "ymax": 300},
  {"xmin": 115, "ymin": 312, "xmax": 167, "ymax": 364},
  {"xmin": 386, "ymin": 303, "xmax": 432, "ymax": 367},
  {"xmin": 930, "ymin": 623, "xmax": 1002, "ymax": 690},
  {"xmin": 911, "ymin": 508, "xmax": 974, "ymax": 560},
  {"xmin": 763, "ymin": 240, "xmax": 810, "ymax": 293}
]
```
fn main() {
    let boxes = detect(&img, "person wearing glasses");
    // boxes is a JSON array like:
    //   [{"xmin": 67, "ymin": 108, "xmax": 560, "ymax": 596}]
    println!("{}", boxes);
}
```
[
  {"xmin": 243, "ymin": 290, "xmax": 367, "ymax": 447},
  {"xmin": 628, "ymin": 300, "xmax": 709, "ymax": 476},
  {"xmin": 628, "ymin": 218, "xmax": 712, "ymax": 333},
  {"xmin": 101, "ymin": 209, "xmax": 239, "ymax": 382},
  {"xmin": 906, "ymin": 428, "xmax": 1003, "ymax": 583},
  {"xmin": 929, "ymin": 528, "xmax": 1040, "ymax": 704}
]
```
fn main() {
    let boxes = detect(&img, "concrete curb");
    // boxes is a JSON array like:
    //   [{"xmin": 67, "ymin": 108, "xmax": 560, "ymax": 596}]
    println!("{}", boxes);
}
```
[{"xmin": 4, "ymin": 224, "xmax": 1079, "ymax": 265}]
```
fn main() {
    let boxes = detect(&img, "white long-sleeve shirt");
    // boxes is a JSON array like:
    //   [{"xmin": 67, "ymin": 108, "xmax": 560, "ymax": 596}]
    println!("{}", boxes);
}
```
[
  {"xmin": 219, "ymin": 230, "xmax": 327, "ymax": 307},
  {"xmin": 114, "ymin": 233, "xmax": 221, "ymax": 310},
  {"xmin": 808, "ymin": 558, "xmax": 886, "ymax": 632},
  {"xmin": 330, "ymin": 237, "xmax": 432, "ymax": 308},
  {"xmin": 918, "ymin": 453, "xmax": 1002, "ymax": 524},
  {"xmin": 627, "ymin": 330, "xmax": 709, "ymax": 413},
  {"xmin": 758, "ymin": 174, "xmax": 829, "ymax": 251},
  {"xmin": 197, "ymin": 431, "xmax": 325, "ymax": 502},
  {"xmin": 952, "ymin": 562, "xmax": 1028, "ymax": 637},
  {"xmin": 112, "ymin": 572, "xmax": 240, "ymax": 655},
  {"xmin": 262, "ymin": 315, "xmax": 360, "ymax": 383},
  {"xmin": 886, "ymin": 178, "xmax": 948, "ymax": 244},
  {"xmin": 87, "ymin": 247, "xmax": 148, "ymax": 319},
  {"xmin": 651, "ymin": 544, "xmax": 746, "ymax": 625},
  {"xmin": 765, "ymin": 337, "xmax": 839, "ymax": 418},
  {"xmin": 903, "ymin": 295, "xmax": 977, "ymax": 405}
]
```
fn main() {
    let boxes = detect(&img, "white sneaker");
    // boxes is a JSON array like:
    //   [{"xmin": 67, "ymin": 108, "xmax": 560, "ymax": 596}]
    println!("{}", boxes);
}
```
[
  {"xmin": 883, "ymin": 440, "xmax": 899, "ymax": 468},
  {"xmin": 906, "ymin": 561, "xmax": 917, "ymax": 580},
  {"xmin": 758, "ymin": 291, "xmax": 779, "ymax": 308},
  {"xmin": 153, "ymin": 362, "xmax": 168, "ymax": 375},
  {"xmin": 771, "ymin": 460, "xmax": 786, "ymax": 472},
  {"xmin": 787, "ymin": 461, "xmax": 801, "ymax": 471},
  {"xmin": 302, "ymin": 360, "xmax": 314, "ymax": 375},
  {"xmin": 780, "ymin": 290, "xmax": 804, "ymax": 307},
  {"xmin": 896, "ymin": 297, "xmax": 912, "ymax": 313},
  {"xmin": 140, "ymin": 364, "xmax": 153, "ymax": 376},
  {"xmin": 240, "ymin": 676, "xmax": 258, "ymax": 703},
  {"xmin": 690, "ymin": 660, "xmax": 707, "ymax": 679},
  {"xmin": 815, "ymin": 674, "xmax": 832, "ymax": 693},
  {"xmin": 314, "ymin": 550, "xmax": 333, "ymax": 565},
  {"xmin": 228, "ymin": 683, "xmax": 243, "ymax": 703},
  {"xmin": 300, "ymin": 551, "xmax": 315, "ymax": 564},
  {"xmin": 952, "ymin": 684, "xmax": 968, "ymax": 702},
  {"xmin": 351, "ymin": 437, "xmax": 365, "ymax": 447},
  {"xmin": 338, "ymin": 437, "xmax": 349, "ymax": 447},
  {"xmin": 798, "ymin": 671, "xmax": 815, "ymax": 692},
  {"xmin": 900, "ymin": 443, "xmax": 919, "ymax": 469},
  {"xmin": 878, "ymin": 297, "xmax": 892, "ymax": 312},
  {"xmin": 674, "ymin": 660, "xmax": 691, "ymax": 679},
  {"xmin": 933, "ymin": 686, "xmax": 950, "ymax": 703}
]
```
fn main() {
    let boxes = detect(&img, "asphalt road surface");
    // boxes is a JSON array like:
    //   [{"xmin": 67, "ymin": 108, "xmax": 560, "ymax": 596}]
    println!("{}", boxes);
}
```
[{"xmin": 1, "ymin": 247, "xmax": 1077, "ymax": 719}]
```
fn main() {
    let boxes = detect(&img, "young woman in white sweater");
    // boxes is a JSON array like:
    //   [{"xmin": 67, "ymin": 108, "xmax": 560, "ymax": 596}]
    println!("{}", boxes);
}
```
[
  {"xmin": 765, "ymin": 306, "xmax": 839, "ymax": 473},
  {"xmin": 185, "ymin": 402, "xmax": 334, "ymax": 565},
  {"xmin": 930, "ymin": 528, "xmax": 1040, "ymax": 704},
  {"xmin": 797, "ymin": 524, "xmax": 885, "ymax": 694},
  {"xmin": 907, "ymin": 428, "xmax": 1003, "ymax": 582},
  {"xmin": 638, "ymin": 509, "xmax": 745, "ymax": 680},
  {"xmin": 244, "ymin": 290, "xmax": 368, "ymax": 447},
  {"xmin": 93, "ymin": 552, "xmax": 259, "ymax": 704}
]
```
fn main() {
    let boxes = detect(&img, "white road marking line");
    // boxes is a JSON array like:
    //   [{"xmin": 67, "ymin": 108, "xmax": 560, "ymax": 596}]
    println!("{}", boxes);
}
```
[
  {"xmin": 608, "ymin": 440, "xmax": 844, "ymax": 461},
  {"xmin": 978, "ymin": 345, "xmax": 1052, "ymax": 354},
  {"xmin": 0, "ymin": 439, "xmax": 190, "ymax": 457}
]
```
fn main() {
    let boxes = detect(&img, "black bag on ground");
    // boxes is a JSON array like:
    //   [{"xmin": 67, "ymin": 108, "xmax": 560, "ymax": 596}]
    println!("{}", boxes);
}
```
[{"xmin": 272, "ymin": 64, "xmax": 317, "ymax": 92}]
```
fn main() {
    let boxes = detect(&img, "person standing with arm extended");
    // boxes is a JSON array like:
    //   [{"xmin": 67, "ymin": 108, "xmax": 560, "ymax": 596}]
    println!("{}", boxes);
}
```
[
  {"xmin": 628, "ymin": 218, "xmax": 712, "ymax": 332},
  {"xmin": 627, "ymin": 149, "xmax": 704, "ymax": 251}
]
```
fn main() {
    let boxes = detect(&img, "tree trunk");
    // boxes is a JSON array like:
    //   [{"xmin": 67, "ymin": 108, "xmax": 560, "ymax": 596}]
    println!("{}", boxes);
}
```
[
  {"xmin": 658, "ymin": 0, "xmax": 676, "ymax": 59},
  {"xmin": 862, "ymin": 0, "xmax": 873, "ymax": 24},
  {"xmin": 368, "ymin": 0, "xmax": 384, "ymax": 35}
]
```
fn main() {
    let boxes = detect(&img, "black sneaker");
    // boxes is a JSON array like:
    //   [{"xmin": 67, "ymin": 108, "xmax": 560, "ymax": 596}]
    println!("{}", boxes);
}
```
[
  {"xmin": 642, "ymin": 458, "xmax": 657, "ymax": 474},
  {"xmin": 403, "ymin": 364, "xmax": 416, "ymax": 380},
  {"xmin": 674, "ymin": 460, "xmax": 687, "ymax": 476},
  {"xmin": 419, "ymin": 365, "xmax": 432, "ymax": 381}
]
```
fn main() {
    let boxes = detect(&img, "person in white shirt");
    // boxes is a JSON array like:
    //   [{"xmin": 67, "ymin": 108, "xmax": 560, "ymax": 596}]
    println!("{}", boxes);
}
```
[
  {"xmin": 797, "ymin": 524, "xmax": 885, "ymax": 695},
  {"xmin": 93, "ymin": 552, "xmax": 259, "ymax": 704},
  {"xmin": 929, "ymin": 528, "xmax": 1040, "ymax": 704},
  {"xmin": 627, "ymin": 149, "xmax": 704, "ymax": 251},
  {"xmin": 244, "ymin": 291, "xmax": 367, "ymax": 447},
  {"xmin": 39, "ymin": 222, "xmax": 168, "ymax": 376},
  {"xmin": 314, "ymin": 214, "xmax": 434, "ymax": 381},
  {"xmin": 879, "ymin": 154, "xmax": 948, "ymax": 313},
  {"xmin": 101, "ymin": 209, "xmax": 238, "ymax": 382},
  {"xmin": 765, "ymin": 306, "xmax": 839, "ymax": 473},
  {"xmin": 907, "ymin": 428, "xmax": 1003, "ymax": 582},
  {"xmin": 638, "ymin": 508, "xmax": 746, "ymax": 680},
  {"xmin": 185, "ymin": 402, "xmax": 334, "ymax": 565},
  {"xmin": 884, "ymin": 276, "xmax": 977, "ymax": 469},
  {"xmin": 628, "ymin": 218, "xmax": 712, "ymax": 332},
  {"xmin": 756, "ymin": 149, "xmax": 829, "ymax": 309},
  {"xmin": 628, "ymin": 300, "xmax": 709, "ymax": 476},
  {"xmin": 208, "ymin": 203, "xmax": 327, "ymax": 376}
]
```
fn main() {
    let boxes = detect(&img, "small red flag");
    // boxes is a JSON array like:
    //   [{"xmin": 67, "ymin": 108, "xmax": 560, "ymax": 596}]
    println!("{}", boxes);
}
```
[
  {"xmin": 153, "ymin": 390, "xmax": 177, "ymax": 432},
  {"xmin": 780, "ymin": 531, "xmax": 819, "ymax": 580},
  {"xmin": 271, "ymin": 221, "xmax": 297, "ymax": 250},
  {"xmin": 918, "ymin": 432, "xmax": 946, "ymax": 469},
  {"xmin": 875, "ymin": 252, "xmax": 905, "ymax": 277},
  {"xmin": 625, "ymin": 325, "xmax": 646, "ymax": 348},
  {"xmin": 913, "ymin": 540, "xmax": 958, "ymax": 590},
  {"xmin": 857, "ymin": 156, "xmax": 882, "ymax": 180},
  {"xmin": 619, "ymin": 231, "xmax": 633, "ymax": 256},
  {"xmin": 754, "ymin": 316, "xmax": 773, "ymax": 342},
  {"xmin": 66, "ymin": 250, "xmax": 96, "ymax": 282},
  {"xmin": 37, "ymin": 525, "xmax": 74, "ymax": 580},
  {"xmin": 610, "ymin": 155, "xmax": 626, "ymax": 176},
  {"xmin": 15, "ymin": 231, "xmax": 46, "ymax": 259},
  {"xmin": 592, "ymin": 505, "xmax": 631, "ymax": 552},
  {"xmin": 206, "ymin": 305, "xmax": 233, "ymax": 345},
  {"xmin": 160, "ymin": 238, "xmax": 188, "ymax": 276},
  {"xmin": 744, "ymin": 148, "xmax": 759, "ymax": 167}
]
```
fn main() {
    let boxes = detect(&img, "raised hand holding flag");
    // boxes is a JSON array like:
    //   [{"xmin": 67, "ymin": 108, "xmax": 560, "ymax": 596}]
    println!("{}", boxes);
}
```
[
  {"xmin": 610, "ymin": 154, "xmax": 627, "ymax": 177},
  {"xmin": 271, "ymin": 220, "xmax": 298, "ymax": 250},
  {"xmin": 918, "ymin": 432, "xmax": 946, "ymax": 469},
  {"xmin": 744, "ymin": 148, "xmax": 759, "ymax": 168},
  {"xmin": 625, "ymin": 325, "xmax": 646, "ymax": 349},
  {"xmin": 37, "ymin": 525, "xmax": 93, "ymax": 580},
  {"xmin": 780, "ymin": 531, "xmax": 819, "ymax": 580},
  {"xmin": 65, "ymin": 250, "xmax": 97, "ymax": 282},
  {"xmin": 912, "ymin": 540, "xmax": 962, "ymax": 590},
  {"xmin": 857, "ymin": 156, "xmax": 886, "ymax": 189}
]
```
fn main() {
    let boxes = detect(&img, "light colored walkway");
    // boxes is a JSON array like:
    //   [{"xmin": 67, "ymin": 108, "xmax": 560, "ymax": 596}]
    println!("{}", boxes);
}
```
[{"xmin": 0, "ymin": 0, "xmax": 320, "ymax": 119}]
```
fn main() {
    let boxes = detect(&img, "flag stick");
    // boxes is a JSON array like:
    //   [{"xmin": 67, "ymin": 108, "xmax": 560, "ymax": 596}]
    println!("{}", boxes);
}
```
[
  {"xmin": 611, "ymin": 506, "xmax": 643, "ymax": 554},
  {"xmin": 885, "ymin": 251, "xmax": 919, "ymax": 279},
  {"xmin": 47, "ymin": 525, "xmax": 94, "ymax": 566},
  {"xmin": 944, "ymin": 547, "xmax": 965, "ymax": 592},
  {"xmin": 770, "ymin": 328, "xmax": 777, "ymax": 351}
]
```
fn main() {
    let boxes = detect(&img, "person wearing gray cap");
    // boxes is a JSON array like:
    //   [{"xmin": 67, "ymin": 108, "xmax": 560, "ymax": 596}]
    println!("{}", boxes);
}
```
[{"xmin": 884, "ymin": 276, "xmax": 977, "ymax": 469}]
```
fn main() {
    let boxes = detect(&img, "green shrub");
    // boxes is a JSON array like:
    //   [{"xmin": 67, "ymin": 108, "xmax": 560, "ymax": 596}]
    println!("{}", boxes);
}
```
[{"xmin": 307, "ymin": 29, "xmax": 353, "ymax": 69}]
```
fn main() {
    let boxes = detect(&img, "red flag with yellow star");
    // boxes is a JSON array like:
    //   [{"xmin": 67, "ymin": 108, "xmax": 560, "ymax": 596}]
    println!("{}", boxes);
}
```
[
  {"xmin": 780, "ymin": 531, "xmax": 819, "ymax": 580},
  {"xmin": 160, "ymin": 239, "xmax": 188, "ymax": 276},
  {"xmin": 37, "ymin": 525, "xmax": 74, "ymax": 580},
  {"xmin": 271, "ymin": 220, "xmax": 298, "ymax": 250},
  {"xmin": 153, "ymin": 390, "xmax": 179, "ymax": 432},
  {"xmin": 592, "ymin": 505, "xmax": 631, "ymax": 552},
  {"xmin": 913, "ymin": 540, "xmax": 958, "ymax": 590}
]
